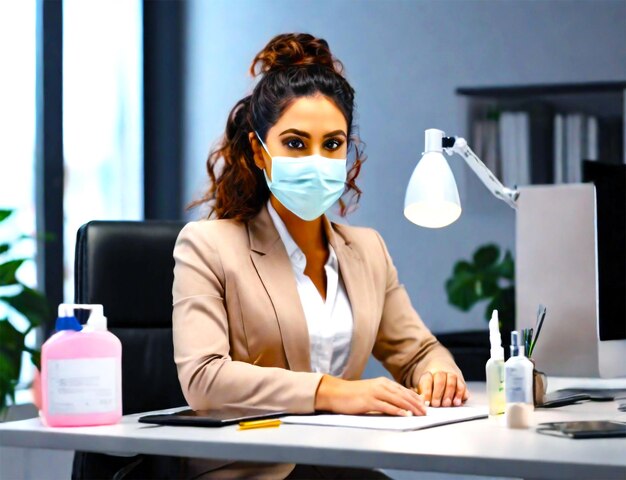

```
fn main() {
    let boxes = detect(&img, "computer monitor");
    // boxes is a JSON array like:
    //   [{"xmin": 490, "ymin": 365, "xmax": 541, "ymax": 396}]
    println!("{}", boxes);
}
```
[
  {"xmin": 583, "ymin": 161, "xmax": 626, "ymax": 376},
  {"xmin": 516, "ymin": 175, "xmax": 625, "ymax": 378}
]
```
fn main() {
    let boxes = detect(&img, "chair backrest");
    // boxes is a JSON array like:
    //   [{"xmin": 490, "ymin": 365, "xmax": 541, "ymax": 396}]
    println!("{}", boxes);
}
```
[{"xmin": 74, "ymin": 220, "xmax": 187, "ymax": 414}]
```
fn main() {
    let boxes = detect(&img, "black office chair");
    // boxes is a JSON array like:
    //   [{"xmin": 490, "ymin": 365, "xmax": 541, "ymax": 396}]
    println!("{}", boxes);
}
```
[
  {"xmin": 435, "ymin": 330, "xmax": 492, "ymax": 381},
  {"xmin": 71, "ymin": 220, "xmax": 188, "ymax": 479}
]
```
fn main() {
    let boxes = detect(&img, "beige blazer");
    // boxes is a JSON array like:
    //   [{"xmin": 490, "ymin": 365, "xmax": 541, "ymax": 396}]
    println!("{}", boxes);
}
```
[{"xmin": 172, "ymin": 205, "xmax": 462, "ymax": 478}]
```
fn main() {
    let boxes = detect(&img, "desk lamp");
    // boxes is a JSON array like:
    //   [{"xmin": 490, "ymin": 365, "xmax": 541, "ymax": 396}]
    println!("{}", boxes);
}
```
[{"xmin": 404, "ymin": 128, "xmax": 519, "ymax": 228}]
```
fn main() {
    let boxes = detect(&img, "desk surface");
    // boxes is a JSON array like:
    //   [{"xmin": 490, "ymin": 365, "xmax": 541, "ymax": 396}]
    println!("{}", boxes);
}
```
[{"xmin": 1, "ymin": 381, "xmax": 625, "ymax": 479}]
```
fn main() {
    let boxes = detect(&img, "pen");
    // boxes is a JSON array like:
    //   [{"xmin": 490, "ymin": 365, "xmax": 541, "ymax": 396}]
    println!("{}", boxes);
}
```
[
  {"xmin": 528, "ymin": 305, "xmax": 547, "ymax": 357},
  {"xmin": 238, "ymin": 419, "xmax": 282, "ymax": 430},
  {"xmin": 522, "ymin": 328, "xmax": 529, "ymax": 355}
]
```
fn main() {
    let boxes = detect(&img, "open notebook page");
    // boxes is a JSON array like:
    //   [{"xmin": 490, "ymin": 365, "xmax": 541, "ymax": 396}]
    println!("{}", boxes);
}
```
[{"xmin": 281, "ymin": 406, "xmax": 488, "ymax": 431}]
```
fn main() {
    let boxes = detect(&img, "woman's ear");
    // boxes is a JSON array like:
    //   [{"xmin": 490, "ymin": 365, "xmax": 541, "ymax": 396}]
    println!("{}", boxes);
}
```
[{"xmin": 248, "ymin": 132, "xmax": 266, "ymax": 170}]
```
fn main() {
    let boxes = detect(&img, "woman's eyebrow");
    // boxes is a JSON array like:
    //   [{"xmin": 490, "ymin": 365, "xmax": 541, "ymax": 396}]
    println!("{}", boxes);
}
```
[
  {"xmin": 279, "ymin": 128, "xmax": 310, "ymax": 138},
  {"xmin": 323, "ymin": 130, "xmax": 347, "ymax": 139},
  {"xmin": 278, "ymin": 128, "xmax": 347, "ymax": 139}
]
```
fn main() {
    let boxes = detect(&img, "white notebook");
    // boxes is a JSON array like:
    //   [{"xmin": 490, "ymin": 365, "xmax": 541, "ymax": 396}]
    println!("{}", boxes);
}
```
[{"xmin": 281, "ymin": 406, "xmax": 488, "ymax": 431}]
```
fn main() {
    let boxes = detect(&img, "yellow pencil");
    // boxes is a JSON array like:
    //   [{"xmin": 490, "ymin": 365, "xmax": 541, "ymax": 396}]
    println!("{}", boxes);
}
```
[{"xmin": 238, "ymin": 419, "xmax": 282, "ymax": 430}]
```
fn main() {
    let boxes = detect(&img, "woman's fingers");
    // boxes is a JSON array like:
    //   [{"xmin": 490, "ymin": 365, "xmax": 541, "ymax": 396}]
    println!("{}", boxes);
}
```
[
  {"xmin": 316, "ymin": 375, "xmax": 463, "ymax": 416},
  {"xmin": 417, "ymin": 371, "xmax": 469, "ymax": 407},
  {"xmin": 372, "ymin": 399, "xmax": 413, "ymax": 417},
  {"xmin": 417, "ymin": 372, "xmax": 433, "ymax": 404},
  {"xmin": 441, "ymin": 374, "xmax": 457, "ymax": 407},
  {"xmin": 380, "ymin": 381, "xmax": 426, "ymax": 416},
  {"xmin": 463, "ymin": 384, "xmax": 470, "ymax": 401},
  {"xmin": 453, "ymin": 381, "xmax": 466, "ymax": 406},
  {"xmin": 430, "ymin": 372, "xmax": 447, "ymax": 407}
]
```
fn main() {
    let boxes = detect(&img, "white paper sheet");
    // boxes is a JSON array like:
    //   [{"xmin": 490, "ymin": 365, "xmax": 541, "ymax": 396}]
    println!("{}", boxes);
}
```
[{"xmin": 281, "ymin": 406, "xmax": 488, "ymax": 431}]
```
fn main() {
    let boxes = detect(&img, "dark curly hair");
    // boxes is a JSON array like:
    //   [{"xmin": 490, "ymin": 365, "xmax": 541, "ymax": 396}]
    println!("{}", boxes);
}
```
[{"xmin": 189, "ymin": 33, "xmax": 366, "ymax": 221}]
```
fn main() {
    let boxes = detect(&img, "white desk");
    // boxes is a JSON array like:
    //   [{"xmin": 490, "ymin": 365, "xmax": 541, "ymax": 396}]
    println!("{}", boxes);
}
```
[{"xmin": 1, "ymin": 381, "xmax": 625, "ymax": 479}]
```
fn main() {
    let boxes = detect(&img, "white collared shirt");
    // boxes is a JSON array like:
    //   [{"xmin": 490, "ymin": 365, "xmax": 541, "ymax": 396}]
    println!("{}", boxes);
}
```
[{"xmin": 267, "ymin": 202, "xmax": 353, "ymax": 376}]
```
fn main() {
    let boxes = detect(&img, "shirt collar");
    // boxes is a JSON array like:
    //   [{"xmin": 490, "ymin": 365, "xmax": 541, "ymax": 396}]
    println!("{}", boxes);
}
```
[{"xmin": 266, "ymin": 200, "xmax": 338, "ymax": 272}]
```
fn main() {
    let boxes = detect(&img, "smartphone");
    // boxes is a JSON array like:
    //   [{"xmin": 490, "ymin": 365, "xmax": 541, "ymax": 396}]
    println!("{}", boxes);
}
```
[{"xmin": 539, "ymin": 421, "xmax": 626, "ymax": 439}]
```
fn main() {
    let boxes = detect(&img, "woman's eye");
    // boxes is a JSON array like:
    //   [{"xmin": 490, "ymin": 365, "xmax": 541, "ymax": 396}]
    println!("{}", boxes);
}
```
[
  {"xmin": 285, "ymin": 138, "xmax": 305, "ymax": 149},
  {"xmin": 324, "ymin": 139, "xmax": 343, "ymax": 151}
]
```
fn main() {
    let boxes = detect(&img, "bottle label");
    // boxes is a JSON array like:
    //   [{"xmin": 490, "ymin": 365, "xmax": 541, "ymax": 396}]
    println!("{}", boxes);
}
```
[
  {"xmin": 505, "ymin": 371, "xmax": 532, "ymax": 404},
  {"xmin": 47, "ymin": 357, "xmax": 118, "ymax": 415}
]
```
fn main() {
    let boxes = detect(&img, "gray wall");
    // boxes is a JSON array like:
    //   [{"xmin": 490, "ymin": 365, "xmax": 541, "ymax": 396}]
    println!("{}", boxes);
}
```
[{"xmin": 183, "ymin": 0, "xmax": 626, "ymax": 340}]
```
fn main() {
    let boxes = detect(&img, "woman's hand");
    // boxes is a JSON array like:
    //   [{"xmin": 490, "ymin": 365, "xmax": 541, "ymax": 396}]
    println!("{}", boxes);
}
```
[
  {"xmin": 416, "ymin": 370, "xmax": 469, "ymax": 407},
  {"xmin": 314, "ymin": 375, "xmax": 427, "ymax": 416}
]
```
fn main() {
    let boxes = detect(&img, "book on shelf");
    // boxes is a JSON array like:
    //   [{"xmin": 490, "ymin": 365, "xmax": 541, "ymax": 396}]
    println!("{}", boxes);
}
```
[
  {"xmin": 472, "ymin": 119, "xmax": 500, "ymax": 178},
  {"xmin": 460, "ymin": 82, "xmax": 626, "ymax": 184},
  {"xmin": 554, "ymin": 114, "xmax": 565, "ymax": 183},
  {"xmin": 472, "ymin": 108, "xmax": 601, "ymax": 186},
  {"xmin": 498, "ymin": 111, "xmax": 530, "ymax": 188},
  {"xmin": 555, "ymin": 113, "xmax": 600, "ymax": 183}
]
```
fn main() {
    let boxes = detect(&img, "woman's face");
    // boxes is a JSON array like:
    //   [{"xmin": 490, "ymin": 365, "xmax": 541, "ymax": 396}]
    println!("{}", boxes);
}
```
[{"xmin": 251, "ymin": 95, "xmax": 348, "ymax": 180}]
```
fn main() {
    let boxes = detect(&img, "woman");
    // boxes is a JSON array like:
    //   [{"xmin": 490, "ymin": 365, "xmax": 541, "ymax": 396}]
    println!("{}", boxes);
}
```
[{"xmin": 173, "ymin": 33, "xmax": 468, "ymax": 479}]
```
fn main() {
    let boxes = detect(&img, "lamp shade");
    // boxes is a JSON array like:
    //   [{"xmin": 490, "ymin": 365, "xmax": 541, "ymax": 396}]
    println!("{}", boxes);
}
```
[{"xmin": 404, "ymin": 150, "xmax": 462, "ymax": 228}]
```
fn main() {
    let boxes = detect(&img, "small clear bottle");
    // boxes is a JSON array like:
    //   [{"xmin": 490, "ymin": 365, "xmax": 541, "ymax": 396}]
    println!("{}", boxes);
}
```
[
  {"xmin": 504, "ymin": 330, "xmax": 534, "ymax": 428},
  {"xmin": 485, "ymin": 310, "xmax": 505, "ymax": 416}
]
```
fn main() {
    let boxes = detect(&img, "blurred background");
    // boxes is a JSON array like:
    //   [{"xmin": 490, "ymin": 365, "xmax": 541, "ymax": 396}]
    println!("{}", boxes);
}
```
[{"xmin": 1, "ymin": 0, "xmax": 625, "ymax": 390}]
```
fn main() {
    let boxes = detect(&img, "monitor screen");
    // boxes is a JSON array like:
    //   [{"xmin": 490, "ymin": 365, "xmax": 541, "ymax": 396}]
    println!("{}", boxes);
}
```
[{"xmin": 583, "ymin": 161, "xmax": 626, "ymax": 341}]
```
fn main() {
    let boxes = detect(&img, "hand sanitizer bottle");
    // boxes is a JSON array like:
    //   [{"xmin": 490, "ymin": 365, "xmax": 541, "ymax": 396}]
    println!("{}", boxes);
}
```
[
  {"xmin": 485, "ymin": 310, "xmax": 505, "ymax": 416},
  {"xmin": 41, "ymin": 304, "xmax": 122, "ymax": 427},
  {"xmin": 504, "ymin": 330, "xmax": 534, "ymax": 428}
]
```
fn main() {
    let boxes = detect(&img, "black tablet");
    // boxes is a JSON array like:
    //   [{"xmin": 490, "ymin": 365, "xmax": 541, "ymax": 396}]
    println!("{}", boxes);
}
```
[{"xmin": 138, "ymin": 407, "xmax": 286, "ymax": 427}]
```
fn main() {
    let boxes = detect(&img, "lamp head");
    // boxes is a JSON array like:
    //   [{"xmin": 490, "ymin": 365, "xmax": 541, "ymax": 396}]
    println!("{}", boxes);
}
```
[{"xmin": 404, "ymin": 129, "xmax": 461, "ymax": 228}]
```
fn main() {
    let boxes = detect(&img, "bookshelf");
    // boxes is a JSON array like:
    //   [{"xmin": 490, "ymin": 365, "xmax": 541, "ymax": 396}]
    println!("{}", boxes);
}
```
[{"xmin": 456, "ymin": 82, "xmax": 626, "ymax": 190}]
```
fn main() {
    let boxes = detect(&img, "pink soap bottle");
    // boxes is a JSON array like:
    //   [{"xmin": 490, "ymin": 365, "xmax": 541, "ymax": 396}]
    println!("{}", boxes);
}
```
[{"xmin": 41, "ymin": 304, "xmax": 122, "ymax": 427}]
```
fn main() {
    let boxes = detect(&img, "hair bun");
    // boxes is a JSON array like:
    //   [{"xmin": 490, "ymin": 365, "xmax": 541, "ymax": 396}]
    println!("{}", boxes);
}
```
[{"xmin": 250, "ymin": 33, "xmax": 344, "ymax": 77}]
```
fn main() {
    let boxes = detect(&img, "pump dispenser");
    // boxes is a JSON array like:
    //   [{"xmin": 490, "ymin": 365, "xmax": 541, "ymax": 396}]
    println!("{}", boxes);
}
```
[
  {"xmin": 485, "ymin": 310, "xmax": 505, "ymax": 415},
  {"xmin": 55, "ymin": 304, "xmax": 82, "ymax": 332},
  {"xmin": 84, "ymin": 305, "xmax": 107, "ymax": 331},
  {"xmin": 504, "ymin": 330, "xmax": 534, "ymax": 428},
  {"xmin": 41, "ymin": 304, "xmax": 122, "ymax": 427}
]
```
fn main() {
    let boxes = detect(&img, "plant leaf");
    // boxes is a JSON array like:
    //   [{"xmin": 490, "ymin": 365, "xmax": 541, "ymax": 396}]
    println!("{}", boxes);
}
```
[
  {"xmin": 28, "ymin": 349, "xmax": 41, "ymax": 370},
  {"xmin": 445, "ymin": 242, "xmax": 516, "ymax": 322},
  {"xmin": 0, "ymin": 319, "xmax": 25, "ymax": 378},
  {"xmin": 453, "ymin": 260, "xmax": 475, "ymax": 276},
  {"xmin": 0, "ymin": 244, "xmax": 9, "ymax": 255},
  {"xmin": 446, "ymin": 272, "xmax": 482, "ymax": 311},
  {"xmin": 0, "ymin": 318, "xmax": 26, "ymax": 412},
  {"xmin": 0, "ymin": 210, "xmax": 13, "ymax": 223},
  {"xmin": 0, "ymin": 286, "xmax": 50, "ymax": 328},
  {"xmin": 473, "ymin": 244, "xmax": 500, "ymax": 268},
  {"xmin": 0, "ymin": 353, "xmax": 19, "ymax": 414},
  {"xmin": 0, "ymin": 259, "xmax": 26, "ymax": 286},
  {"xmin": 485, "ymin": 286, "xmax": 516, "ymax": 330},
  {"xmin": 24, "ymin": 345, "xmax": 41, "ymax": 370},
  {"xmin": 480, "ymin": 278, "xmax": 500, "ymax": 297},
  {"xmin": 497, "ymin": 250, "xmax": 515, "ymax": 280}
]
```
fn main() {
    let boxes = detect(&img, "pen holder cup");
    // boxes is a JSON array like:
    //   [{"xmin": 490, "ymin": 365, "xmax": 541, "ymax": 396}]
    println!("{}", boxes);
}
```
[{"xmin": 533, "ymin": 367, "xmax": 548, "ymax": 407}]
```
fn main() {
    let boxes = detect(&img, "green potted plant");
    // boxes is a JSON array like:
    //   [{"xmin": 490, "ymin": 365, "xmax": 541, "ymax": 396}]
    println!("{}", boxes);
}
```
[
  {"xmin": 437, "ymin": 244, "xmax": 515, "ymax": 380},
  {"xmin": 0, "ymin": 209, "xmax": 50, "ymax": 418},
  {"xmin": 445, "ymin": 243, "xmax": 515, "ymax": 332}
]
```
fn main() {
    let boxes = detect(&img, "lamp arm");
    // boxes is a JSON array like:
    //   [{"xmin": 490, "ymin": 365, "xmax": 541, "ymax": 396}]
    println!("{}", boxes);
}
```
[{"xmin": 444, "ymin": 136, "xmax": 519, "ymax": 210}]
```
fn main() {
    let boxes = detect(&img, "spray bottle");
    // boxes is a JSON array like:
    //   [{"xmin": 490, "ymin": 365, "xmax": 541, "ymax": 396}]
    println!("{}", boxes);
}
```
[
  {"xmin": 41, "ymin": 304, "xmax": 122, "ymax": 427},
  {"xmin": 485, "ymin": 310, "xmax": 505, "ymax": 415},
  {"xmin": 504, "ymin": 330, "xmax": 534, "ymax": 428}
]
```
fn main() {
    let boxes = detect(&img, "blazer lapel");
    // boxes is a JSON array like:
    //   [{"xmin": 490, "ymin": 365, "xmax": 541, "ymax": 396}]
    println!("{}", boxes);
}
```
[
  {"xmin": 248, "ymin": 206, "xmax": 312, "ymax": 372},
  {"xmin": 327, "ymin": 221, "xmax": 373, "ymax": 380}
]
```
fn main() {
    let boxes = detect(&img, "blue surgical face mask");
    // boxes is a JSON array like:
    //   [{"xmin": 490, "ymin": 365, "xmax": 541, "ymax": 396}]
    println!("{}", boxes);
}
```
[{"xmin": 255, "ymin": 131, "xmax": 347, "ymax": 221}]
